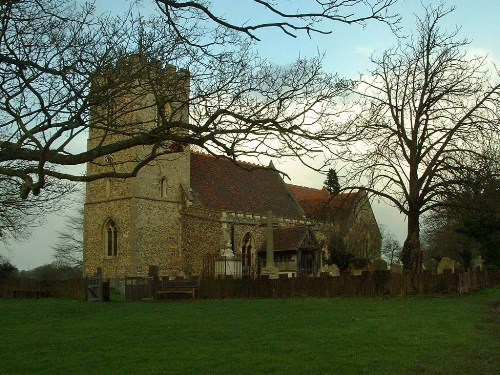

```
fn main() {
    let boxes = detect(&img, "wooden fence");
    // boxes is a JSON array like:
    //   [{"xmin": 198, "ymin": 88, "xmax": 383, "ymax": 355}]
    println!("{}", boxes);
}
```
[
  {"xmin": 125, "ymin": 277, "xmax": 154, "ymax": 301},
  {"xmin": 1, "ymin": 269, "xmax": 498, "ymax": 301},
  {"xmin": 197, "ymin": 270, "xmax": 498, "ymax": 299},
  {"xmin": 0, "ymin": 278, "xmax": 86, "ymax": 300}
]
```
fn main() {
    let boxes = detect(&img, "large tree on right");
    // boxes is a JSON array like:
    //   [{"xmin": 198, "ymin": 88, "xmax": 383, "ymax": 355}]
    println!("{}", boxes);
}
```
[{"xmin": 341, "ymin": 5, "xmax": 499, "ymax": 276}]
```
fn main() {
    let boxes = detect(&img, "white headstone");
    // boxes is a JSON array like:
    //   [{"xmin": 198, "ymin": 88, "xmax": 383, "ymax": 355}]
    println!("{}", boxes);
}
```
[
  {"xmin": 472, "ymin": 256, "xmax": 484, "ymax": 271},
  {"xmin": 437, "ymin": 257, "xmax": 455, "ymax": 274},
  {"xmin": 319, "ymin": 264, "xmax": 340, "ymax": 276}
]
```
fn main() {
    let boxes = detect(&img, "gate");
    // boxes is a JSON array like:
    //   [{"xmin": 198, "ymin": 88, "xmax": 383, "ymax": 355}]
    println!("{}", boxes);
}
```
[
  {"xmin": 87, "ymin": 274, "xmax": 103, "ymax": 301},
  {"xmin": 86, "ymin": 268, "xmax": 109, "ymax": 301}
]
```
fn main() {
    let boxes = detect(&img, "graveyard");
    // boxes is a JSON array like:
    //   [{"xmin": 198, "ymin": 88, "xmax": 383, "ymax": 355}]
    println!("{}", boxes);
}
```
[
  {"xmin": 0, "ymin": 286, "xmax": 498, "ymax": 374},
  {"xmin": 1, "ymin": 1, "xmax": 498, "ymax": 374}
]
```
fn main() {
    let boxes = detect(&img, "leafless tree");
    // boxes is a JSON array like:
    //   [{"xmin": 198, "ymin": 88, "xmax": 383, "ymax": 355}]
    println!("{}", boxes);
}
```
[
  {"xmin": 0, "ymin": 0, "xmax": 398, "ymax": 200},
  {"xmin": 154, "ymin": 0, "xmax": 399, "ymax": 42},
  {"xmin": 336, "ymin": 5, "xmax": 500, "ymax": 275},
  {"xmin": 52, "ymin": 206, "xmax": 84, "ymax": 269},
  {"xmin": 0, "ymin": 171, "xmax": 71, "ymax": 242},
  {"xmin": 380, "ymin": 226, "xmax": 401, "ymax": 265}
]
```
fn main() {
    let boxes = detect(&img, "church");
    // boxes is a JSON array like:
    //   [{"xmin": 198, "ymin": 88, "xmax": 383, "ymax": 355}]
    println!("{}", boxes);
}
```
[{"xmin": 82, "ymin": 56, "xmax": 381, "ymax": 280}]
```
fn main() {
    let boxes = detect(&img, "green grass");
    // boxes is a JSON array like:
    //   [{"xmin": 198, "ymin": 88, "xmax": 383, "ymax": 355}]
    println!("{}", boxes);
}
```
[{"xmin": 1, "ymin": 288, "xmax": 499, "ymax": 375}]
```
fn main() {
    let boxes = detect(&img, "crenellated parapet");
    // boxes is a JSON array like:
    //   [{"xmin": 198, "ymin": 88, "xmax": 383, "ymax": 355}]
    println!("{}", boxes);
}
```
[
  {"xmin": 220, "ymin": 210, "xmax": 332, "ymax": 231},
  {"xmin": 89, "ymin": 54, "xmax": 190, "ymax": 147}
]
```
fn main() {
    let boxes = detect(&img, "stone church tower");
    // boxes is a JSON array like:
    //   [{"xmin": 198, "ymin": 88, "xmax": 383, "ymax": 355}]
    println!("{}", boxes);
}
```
[{"xmin": 83, "ymin": 55, "xmax": 190, "ymax": 279}]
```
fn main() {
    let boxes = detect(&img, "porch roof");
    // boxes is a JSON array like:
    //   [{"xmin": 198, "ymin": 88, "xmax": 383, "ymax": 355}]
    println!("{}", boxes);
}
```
[{"xmin": 258, "ymin": 226, "xmax": 319, "ymax": 253}]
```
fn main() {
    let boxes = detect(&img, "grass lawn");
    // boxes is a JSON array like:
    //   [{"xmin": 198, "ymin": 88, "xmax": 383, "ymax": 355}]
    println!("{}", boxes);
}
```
[{"xmin": 1, "ymin": 287, "xmax": 499, "ymax": 375}]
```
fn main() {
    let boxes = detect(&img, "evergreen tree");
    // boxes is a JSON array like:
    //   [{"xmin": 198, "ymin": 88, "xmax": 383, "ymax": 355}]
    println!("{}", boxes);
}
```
[{"xmin": 325, "ymin": 168, "xmax": 340, "ymax": 194}]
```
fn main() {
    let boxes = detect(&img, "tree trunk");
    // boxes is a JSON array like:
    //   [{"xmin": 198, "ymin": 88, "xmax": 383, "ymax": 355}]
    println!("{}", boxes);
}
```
[{"xmin": 402, "ymin": 209, "xmax": 423, "ymax": 292}]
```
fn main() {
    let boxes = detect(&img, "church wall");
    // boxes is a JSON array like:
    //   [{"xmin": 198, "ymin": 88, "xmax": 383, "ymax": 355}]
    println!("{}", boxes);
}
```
[
  {"xmin": 181, "ymin": 207, "xmax": 220, "ymax": 276},
  {"xmin": 83, "ymin": 56, "xmax": 191, "ymax": 280},
  {"xmin": 233, "ymin": 224, "xmax": 267, "ymax": 254},
  {"xmin": 83, "ymin": 199, "xmax": 135, "ymax": 279},
  {"xmin": 232, "ymin": 223, "xmax": 267, "ymax": 276},
  {"xmin": 127, "ymin": 151, "xmax": 190, "ymax": 277},
  {"xmin": 181, "ymin": 208, "xmax": 270, "ymax": 276},
  {"xmin": 84, "ymin": 150, "xmax": 190, "ymax": 279},
  {"xmin": 133, "ymin": 198, "xmax": 183, "ymax": 276},
  {"xmin": 340, "ymin": 193, "xmax": 382, "ymax": 261}
]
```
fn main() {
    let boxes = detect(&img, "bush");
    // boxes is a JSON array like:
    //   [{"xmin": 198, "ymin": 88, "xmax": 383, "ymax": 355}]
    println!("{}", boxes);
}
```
[
  {"xmin": 326, "ymin": 235, "xmax": 353, "ymax": 271},
  {"xmin": 0, "ymin": 256, "xmax": 18, "ymax": 279},
  {"xmin": 18, "ymin": 263, "xmax": 82, "ymax": 280},
  {"xmin": 350, "ymin": 257, "xmax": 370, "ymax": 269}
]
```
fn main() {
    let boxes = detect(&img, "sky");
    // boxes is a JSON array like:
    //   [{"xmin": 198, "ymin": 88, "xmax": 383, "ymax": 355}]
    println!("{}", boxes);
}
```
[{"xmin": 2, "ymin": 0, "xmax": 499, "ymax": 270}]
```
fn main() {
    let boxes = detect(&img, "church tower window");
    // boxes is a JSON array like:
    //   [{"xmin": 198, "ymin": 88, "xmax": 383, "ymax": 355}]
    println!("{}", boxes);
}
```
[{"xmin": 105, "ymin": 219, "xmax": 118, "ymax": 257}]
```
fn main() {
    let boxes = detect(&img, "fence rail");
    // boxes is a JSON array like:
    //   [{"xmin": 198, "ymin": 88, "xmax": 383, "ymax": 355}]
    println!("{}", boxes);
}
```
[
  {"xmin": 197, "ymin": 270, "xmax": 498, "ymax": 299},
  {"xmin": 1, "ymin": 270, "xmax": 499, "ymax": 301},
  {"xmin": 125, "ymin": 277, "xmax": 154, "ymax": 301},
  {"xmin": 0, "ymin": 278, "xmax": 86, "ymax": 300}
]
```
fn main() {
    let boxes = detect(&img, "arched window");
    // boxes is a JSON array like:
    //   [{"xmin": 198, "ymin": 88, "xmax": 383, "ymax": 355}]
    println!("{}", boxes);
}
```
[
  {"xmin": 156, "ymin": 103, "xmax": 171, "ymax": 127},
  {"xmin": 105, "ymin": 219, "xmax": 118, "ymax": 257},
  {"xmin": 160, "ymin": 177, "xmax": 167, "ymax": 198},
  {"xmin": 241, "ymin": 233, "xmax": 253, "ymax": 274}
]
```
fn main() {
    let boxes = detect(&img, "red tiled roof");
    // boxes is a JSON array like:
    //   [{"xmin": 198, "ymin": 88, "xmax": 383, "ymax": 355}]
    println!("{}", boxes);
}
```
[
  {"xmin": 287, "ymin": 184, "xmax": 330, "ymax": 200},
  {"xmin": 190, "ymin": 152, "xmax": 304, "ymax": 218},
  {"xmin": 258, "ymin": 226, "xmax": 318, "ymax": 253},
  {"xmin": 287, "ymin": 184, "xmax": 360, "ymax": 222}
]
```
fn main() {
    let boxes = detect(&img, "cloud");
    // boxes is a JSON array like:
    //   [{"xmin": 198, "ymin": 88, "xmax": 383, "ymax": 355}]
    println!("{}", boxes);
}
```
[
  {"xmin": 464, "ymin": 47, "xmax": 499, "ymax": 76},
  {"xmin": 354, "ymin": 46, "xmax": 375, "ymax": 57}
]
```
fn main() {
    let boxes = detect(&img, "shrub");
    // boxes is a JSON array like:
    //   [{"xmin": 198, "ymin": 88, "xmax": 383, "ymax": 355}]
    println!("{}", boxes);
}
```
[{"xmin": 0, "ymin": 256, "xmax": 18, "ymax": 279}]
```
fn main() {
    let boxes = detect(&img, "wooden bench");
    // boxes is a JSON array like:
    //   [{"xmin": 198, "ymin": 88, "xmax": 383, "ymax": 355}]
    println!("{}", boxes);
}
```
[{"xmin": 156, "ymin": 278, "xmax": 199, "ymax": 300}]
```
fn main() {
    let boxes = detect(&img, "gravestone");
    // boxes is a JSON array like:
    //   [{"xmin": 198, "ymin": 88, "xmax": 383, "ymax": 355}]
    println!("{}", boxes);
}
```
[
  {"xmin": 371, "ymin": 259, "xmax": 388, "ymax": 271},
  {"xmin": 390, "ymin": 264, "xmax": 403, "ymax": 274},
  {"xmin": 215, "ymin": 241, "xmax": 243, "ymax": 278},
  {"xmin": 472, "ymin": 256, "xmax": 484, "ymax": 271},
  {"xmin": 437, "ymin": 257, "xmax": 455, "ymax": 274},
  {"xmin": 319, "ymin": 264, "xmax": 340, "ymax": 277}
]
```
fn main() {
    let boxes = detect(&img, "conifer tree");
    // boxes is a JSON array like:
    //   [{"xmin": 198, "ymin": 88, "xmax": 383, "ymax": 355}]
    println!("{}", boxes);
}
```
[{"xmin": 325, "ymin": 169, "xmax": 341, "ymax": 195}]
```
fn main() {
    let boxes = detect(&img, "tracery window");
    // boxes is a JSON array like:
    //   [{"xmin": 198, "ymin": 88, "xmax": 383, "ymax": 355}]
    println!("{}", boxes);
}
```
[
  {"xmin": 241, "ymin": 233, "xmax": 253, "ymax": 269},
  {"xmin": 105, "ymin": 219, "xmax": 118, "ymax": 257}
]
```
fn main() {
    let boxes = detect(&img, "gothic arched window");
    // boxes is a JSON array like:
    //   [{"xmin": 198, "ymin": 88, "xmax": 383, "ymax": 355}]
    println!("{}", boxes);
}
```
[
  {"xmin": 105, "ymin": 219, "xmax": 118, "ymax": 257},
  {"xmin": 241, "ymin": 233, "xmax": 253, "ymax": 272}
]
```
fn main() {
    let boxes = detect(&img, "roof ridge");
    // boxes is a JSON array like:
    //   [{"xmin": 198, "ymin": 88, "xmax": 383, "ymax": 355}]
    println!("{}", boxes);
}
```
[
  {"xmin": 190, "ymin": 150, "xmax": 270, "ymax": 169},
  {"xmin": 286, "ymin": 183, "xmax": 323, "ymax": 190},
  {"xmin": 298, "ymin": 192, "xmax": 356, "ymax": 199}
]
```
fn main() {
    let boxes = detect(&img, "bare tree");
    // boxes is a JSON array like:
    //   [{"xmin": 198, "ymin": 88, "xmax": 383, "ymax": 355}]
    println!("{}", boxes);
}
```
[
  {"xmin": 380, "ymin": 226, "xmax": 401, "ymax": 265},
  {"xmin": 0, "ymin": 172, "xmax": 71, "ymax": 241},
  {"xmin": 154, "ymin": 0, "xmax": 399, "ymax": 42},
  {"xmin": 336, "ymin": 5, "xmax": 500, "ymax": 275},
  {"xmin": 0, "ymin": 0, "xmax": 399, "ymax": 202},
  {"xmin": 52, "ymin": 206, "xmax": 84, "ymax": 269}
]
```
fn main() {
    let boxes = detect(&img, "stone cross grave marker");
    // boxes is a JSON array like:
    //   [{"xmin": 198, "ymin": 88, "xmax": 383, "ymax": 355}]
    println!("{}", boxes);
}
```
[{"xmin": 260, "ymin": 211, "xmax": 279, "ymax": 279}]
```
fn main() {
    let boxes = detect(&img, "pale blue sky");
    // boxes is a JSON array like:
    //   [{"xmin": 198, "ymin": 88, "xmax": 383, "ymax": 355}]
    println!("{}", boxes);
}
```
[{"xmin": 3, "ymin": 0, "xmax": 499, "ymax": 269}]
